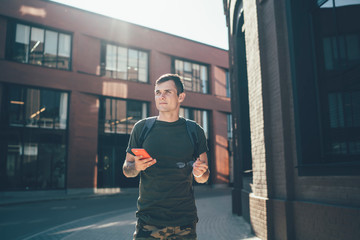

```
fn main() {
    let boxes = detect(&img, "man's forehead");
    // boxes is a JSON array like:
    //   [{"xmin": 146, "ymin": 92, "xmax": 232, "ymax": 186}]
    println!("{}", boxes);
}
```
[{"xmin": 155, "ymin": 81, "xmax": 176, "ymax": 91}]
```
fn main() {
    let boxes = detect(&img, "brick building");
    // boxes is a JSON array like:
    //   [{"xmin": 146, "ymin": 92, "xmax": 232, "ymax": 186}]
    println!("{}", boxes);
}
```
[
  {"xmin": 0, "ymin": 0, "xmax": 231, "ymax": 193},
  {"xmin": 224, "ymin": 0, "xmax": 360, "ymax": 239}
]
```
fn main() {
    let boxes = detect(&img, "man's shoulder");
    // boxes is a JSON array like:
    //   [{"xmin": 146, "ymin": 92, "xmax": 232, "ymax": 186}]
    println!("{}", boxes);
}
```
[
  {"xmin": 132, "ymin": 118, "xmax": 147, "ymax": 132},
  {"xmin": 183, "ymin": 118, "xmax": 203, "ymax": 132},
  {"xmin": 133, "ymin": 116, "xmax": 157, "ymax": 132}
]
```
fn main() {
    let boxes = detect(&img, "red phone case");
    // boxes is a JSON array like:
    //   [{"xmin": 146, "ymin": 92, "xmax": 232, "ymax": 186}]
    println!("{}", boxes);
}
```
[{"xmin": 132, "ymin": 148, "xmax": 151, "ymax": 159}]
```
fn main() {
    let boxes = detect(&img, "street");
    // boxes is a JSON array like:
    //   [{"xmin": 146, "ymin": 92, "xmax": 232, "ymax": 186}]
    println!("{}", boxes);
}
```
[
  {"xmin": 0, "ymin": 193, "xmax": 138, "ymax": 240},
  {"xmin": 0, "ymin": 187, "xmax": 258, "ymax": 240}
]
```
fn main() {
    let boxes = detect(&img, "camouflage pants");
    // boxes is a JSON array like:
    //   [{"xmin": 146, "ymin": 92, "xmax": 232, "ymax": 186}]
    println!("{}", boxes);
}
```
[{"xmin": 133, "ymin": 219, "xmax": 197, "ymax": 240}]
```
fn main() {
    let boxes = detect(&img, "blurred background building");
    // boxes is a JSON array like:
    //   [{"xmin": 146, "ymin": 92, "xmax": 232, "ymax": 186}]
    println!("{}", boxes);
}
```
[
  {"xmin": 0, "ymin": 0, "xmax": 231, "ymax": 193},
  {"xmin": 224, "ymin": 0, "xmax": 360, "ymax": 239}
]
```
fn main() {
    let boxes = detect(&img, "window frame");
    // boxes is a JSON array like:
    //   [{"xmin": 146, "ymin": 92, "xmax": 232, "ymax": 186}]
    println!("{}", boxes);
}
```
[
  {"xmin": 98, "ymin": 96, "xmax": 149, "ymax": 135},
  {"xmin": 0, "ymin": 83, "xmax": 69, "ymax": 190},
  {"xmin": 172, "ymin": 58, "xmax": 210, "ymax": 94},
  {"xmin": 5, "ymin": 84, "xmax": 70, "ymax": 130},
  {"xmin": 180, "ymin": 106, "xmax": 210, "ymax": 138},
  {"xmin": 100, "ymin": 42, "xmax": 150, "ymax": 83},
  {"xmin": 6, "ymin": 20, "xmax": 73, "ymax": 71},
  {"xmin": 288, "ymin": 0, "xmax": 360, "ymax": 176}
]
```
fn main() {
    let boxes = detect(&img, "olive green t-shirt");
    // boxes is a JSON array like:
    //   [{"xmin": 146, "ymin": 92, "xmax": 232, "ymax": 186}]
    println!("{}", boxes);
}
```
[{"xmin": 126, "ymin": 117, "xmax": 208, "ymax": 226}]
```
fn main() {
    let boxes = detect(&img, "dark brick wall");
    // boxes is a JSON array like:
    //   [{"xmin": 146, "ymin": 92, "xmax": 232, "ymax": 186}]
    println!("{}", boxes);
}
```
[
  {"xmin": 293, "ymin": 201, "xmax": 360, "ymax": 240},
  {"xmin": 225, "ymin": 0, "xmax": 360, "ymax": 239}
]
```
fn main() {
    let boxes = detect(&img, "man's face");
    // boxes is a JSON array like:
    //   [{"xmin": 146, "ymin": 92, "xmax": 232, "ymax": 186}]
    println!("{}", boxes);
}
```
[{"xmin": 154, "ymin": 80, "xmax": 185, "ymax": 113}]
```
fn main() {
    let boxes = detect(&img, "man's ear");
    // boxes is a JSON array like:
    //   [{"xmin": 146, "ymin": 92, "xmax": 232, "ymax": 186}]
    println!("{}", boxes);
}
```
[{"xmin": 178, "ymin": 92, "xmax": 186, "ymax": 103}]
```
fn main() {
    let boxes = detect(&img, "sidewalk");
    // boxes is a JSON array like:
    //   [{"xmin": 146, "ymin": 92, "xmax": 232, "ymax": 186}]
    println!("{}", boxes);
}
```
[
  {"xmin": 2, "ymin": 187, "xmax": 260, "ymax": 240},
  {"xmin": 0, "ymin": 188, "xmax": 139, "ymax": 206}
]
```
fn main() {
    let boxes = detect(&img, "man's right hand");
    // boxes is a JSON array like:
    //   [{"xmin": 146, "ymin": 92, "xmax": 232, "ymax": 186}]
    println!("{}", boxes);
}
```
[
  {"xmin": 134, "ymin": 155, "xmax": 157, "ymax": 171},
  {"xmin": 123, "ymin": 153, "xmax": 156, "ymax": 178}
]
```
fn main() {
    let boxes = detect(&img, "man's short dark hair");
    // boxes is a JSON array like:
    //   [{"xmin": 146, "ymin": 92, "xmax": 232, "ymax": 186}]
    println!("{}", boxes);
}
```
[{"xmin": 155, "ymin": 73, "xmax": 184, "ymax": 95}]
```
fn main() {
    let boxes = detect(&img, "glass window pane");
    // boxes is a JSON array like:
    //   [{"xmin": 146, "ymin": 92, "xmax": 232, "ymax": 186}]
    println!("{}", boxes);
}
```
[
  {"xmin": 58, "ymin": 33, "xmax": 71, "ymax": 57},
  {"xmin": 227, "ymin": 114, "xmax": 233, "ymax": 139},
  {"xmin": 201, "ymin": 66, "xmax": 208, "ymax": 93},
  {"xmin": 14, "ymin": 24, "xmax": 30, "ymax": 63},
  {"xmin": 117, "ymin": 47, "xmax": 128, "ymax": 80},
  {"xmin": 184, "ymin": 61, "xmax": 192, "ymax": 72},
  {"xmin": 353, "ymin": 92, "xmax": 360, "ymax": 127},
  {"xmin": 138, "ymin": 51, "xmax": 148, "ymax": 82},
  {"xmin": 175, "ymin": 59, "xmax": 184, "ymax": 76},
  {"xmin": 22, "ymin": 143, "xmax": 38, "ymax": 190},
  {"xmin": 57, "ymin": 33, "xmax": 71, "ymax": 69},
  {"xmin": 202, "ymin": 110, "xmax": 209, "ymax": 138},
  {"xmin": 25, "ymin": 89, "xmax": 41, "ymax": 128},
  {"xmin": 39, "ymin": 90, "xmax": 56, "ymax": 129},
  {"xmin": 192, "ymin": 64, "xmax": 200, "ymax": 92},
  {"xmin": 6, "ymin": 144, "xmax": 22, "ymax": 187},
  {"xmin": 104, "ymin": 99, "xmax": 113, "ymax": 133},
  {"xmin": 142, "ymin": 103, "xmax": 147, "ymax": 119},
  {"xmin": 57, "ymin": 92, "xmax": 68, "ymax": 129},
  {"xmin": 323, "ymin": 37, "xmax": 334, "ymax": 70},
  {"xmin": 9, "ymin": 86, "xmax": 25, "ymax": 126},
  {"xmin": 226, "ymin": 70, "xmax": 231, "ymax": 97},
  {"xmin": 44, "ymin": 30, "xmax": 58, "ymax": 68},
  {"xmin": 116, "ymin": 100, "xmax": 127, "ymax": 134},
  {"xmin": 346, "ymin": 34, "xmax": 360, "ymax": 61},
  {"xmin": 29, "ymin": 27, "xmax": 44, "ymax": 66},
  {"xmin": 127, "ymin": 101, "xmax": 144, "ymax": 133},
  {"xmin": 37, "ymin": 143, "xmax": 52, "ymax": 189},
  {"xmin": 52, "ymin": 144, "xmax": 66, "ymax": 188},
  {"xmin": 128, "ymin": 49, "xmax": 139, "ymax": 81},
  {"xmin": 15, "ymin": 24, "xmax": 30, "ymax": 44},
  {"xmin": 106, "ymin": 44, "xmax": 117, "ymax": 78}
]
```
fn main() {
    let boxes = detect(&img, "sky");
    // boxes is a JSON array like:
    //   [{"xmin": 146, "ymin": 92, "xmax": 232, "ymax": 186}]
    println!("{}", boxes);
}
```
[{"xmin": 50, "ymin": 0, "xmax": 229, "ymax": 50}]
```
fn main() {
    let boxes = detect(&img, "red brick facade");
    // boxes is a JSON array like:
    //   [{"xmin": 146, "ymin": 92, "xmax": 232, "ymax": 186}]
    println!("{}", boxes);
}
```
[{"xmin": 0, "ymin": 0, "xmax": 230, "ymax": 192}]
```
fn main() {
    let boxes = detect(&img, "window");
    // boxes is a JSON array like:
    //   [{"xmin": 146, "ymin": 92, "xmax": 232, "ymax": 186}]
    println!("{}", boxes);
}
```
[
  {"xmin": 227, "ymin": 114, "xmax": 234, "ymax": 183},
  {"xmin": 226, "ymin": 70, "xmax": 231, "ymax": 98},
  {"xmin": 8, "ymin": 86, "xmax": 68, "ymax": 129},
  {"xmin": 99, "ymin": 97, "xmax": 148, "ymax": 134},
  {"xmin": 180, "ymin": 107, "xmax": 209, "ymax": 138},
  {"xmin": 8, "ymin": 22, "xmax": 72, "ymax": 70},
  {"xmin": 101, "ymin": 43, "xmax": 149, "ymax": 82},
  {"xmin": 227, "ymin": 114, "xmax": 233, "ymax": 139},
  {"xmin": 97, "ymin": 98, "xmax": 147, "ymax": 188},
  {"xmin": 313, "ymin": 0, "xmax": 360, "ymax": 162},
  {"xmin": 0, "ymin": 84, "xmax": 68, "ymax": 190},
  {"xmin": 174, "ymin": 59, "xmax": 209, "ymax": 94}
]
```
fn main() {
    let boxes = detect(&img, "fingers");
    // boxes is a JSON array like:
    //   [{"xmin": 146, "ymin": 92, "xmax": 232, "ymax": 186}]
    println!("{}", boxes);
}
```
[
  {"xmin": 193, "ymin": 160, "xmax": 208, "ymax": 176},
  {"xmin": 134, "ymin": 156, "xmax": 156, "ymax": 171},
  {"xmin": 193, "ymin": 159, "xmax": 207, "ymax": 169}
]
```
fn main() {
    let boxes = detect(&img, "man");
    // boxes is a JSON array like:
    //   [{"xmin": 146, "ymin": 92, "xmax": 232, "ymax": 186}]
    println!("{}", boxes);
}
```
[{"xmin": 123, "ymin": 73, "xmax": 209, "ymax": 240}]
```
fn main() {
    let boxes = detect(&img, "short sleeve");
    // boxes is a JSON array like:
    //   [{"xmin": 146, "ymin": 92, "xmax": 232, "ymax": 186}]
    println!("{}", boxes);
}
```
[
  {"xmin": 196, "ymin": 124, "xmax": 209, "ymax": 155},
  {"xmin": 126, "ymin": 119, "xmax": 146, "ymax": 155}
]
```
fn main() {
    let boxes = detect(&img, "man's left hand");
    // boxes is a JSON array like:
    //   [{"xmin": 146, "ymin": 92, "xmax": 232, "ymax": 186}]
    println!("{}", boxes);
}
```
[{"xmin": 192, "ymin": 158, "xmax": 208, "ymax": 178}]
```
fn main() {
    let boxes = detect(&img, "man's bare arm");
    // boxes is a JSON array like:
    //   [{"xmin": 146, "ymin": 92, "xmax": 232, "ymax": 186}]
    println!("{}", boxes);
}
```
[{"xmin": 123, "ymin": 153, "xmax": 140, "ymax": 178}]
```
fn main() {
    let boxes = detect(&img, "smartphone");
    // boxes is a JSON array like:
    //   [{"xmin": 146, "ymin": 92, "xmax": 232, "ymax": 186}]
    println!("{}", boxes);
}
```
[{"xmin": 131, "ymin": 148, "xmax": 151, "ymax": 159}]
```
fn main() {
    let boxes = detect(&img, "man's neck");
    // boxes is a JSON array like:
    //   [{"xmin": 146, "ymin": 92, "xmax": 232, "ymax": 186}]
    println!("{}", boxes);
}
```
[{"xmin": 157, "ymin": 112, "xmax": 180, "ymax": 122}]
